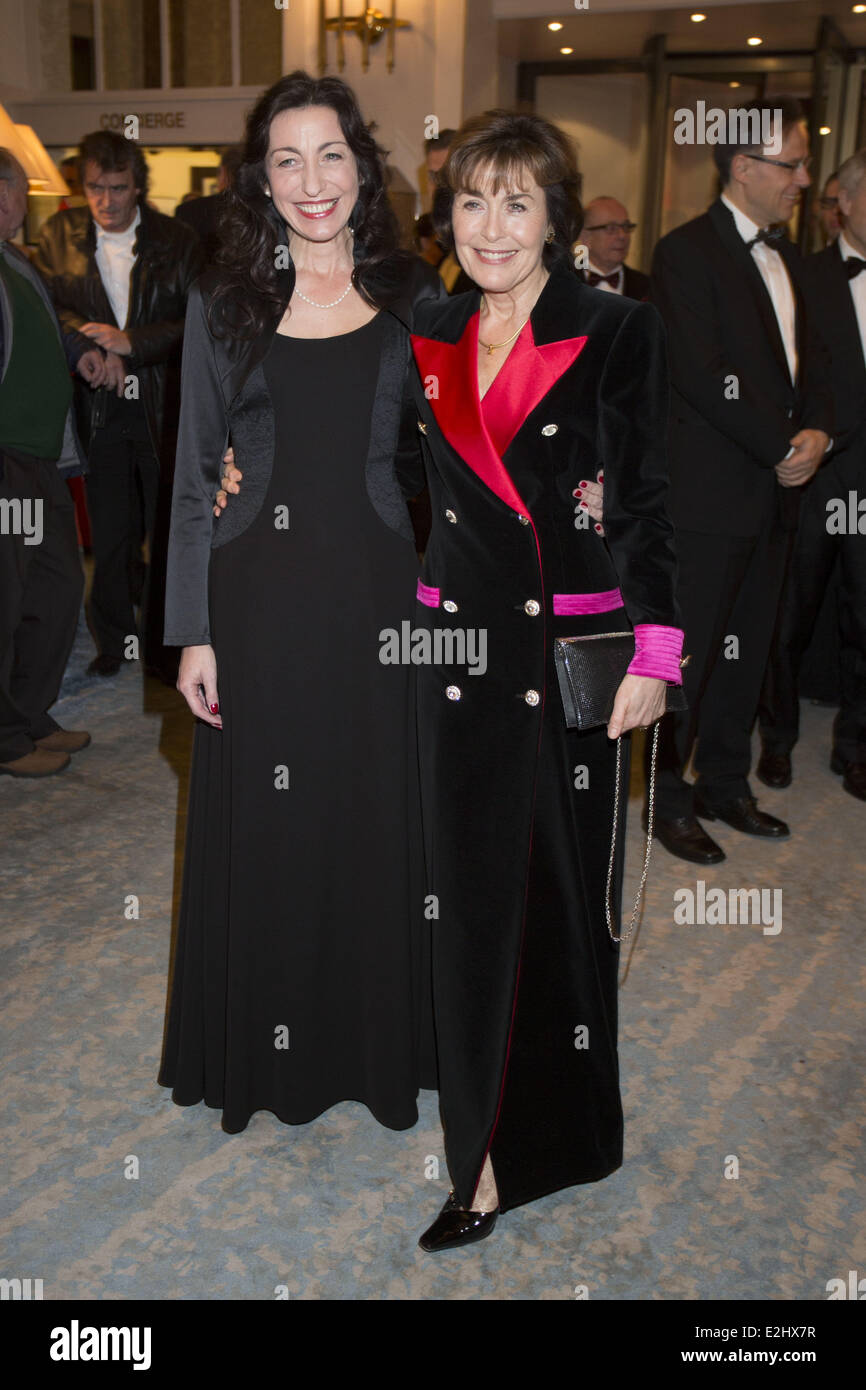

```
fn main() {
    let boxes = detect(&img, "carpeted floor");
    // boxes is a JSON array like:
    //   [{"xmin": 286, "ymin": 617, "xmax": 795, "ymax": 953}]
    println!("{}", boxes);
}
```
[{"xmin": 1, "ymin": 605, "xmax": 863, "ymax": 1300}]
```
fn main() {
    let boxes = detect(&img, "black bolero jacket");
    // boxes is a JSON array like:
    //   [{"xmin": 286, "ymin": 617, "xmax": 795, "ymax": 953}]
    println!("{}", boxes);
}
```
[{"xmin": 164, "ymin": 254, "xmax": 445, "ymax": 647}]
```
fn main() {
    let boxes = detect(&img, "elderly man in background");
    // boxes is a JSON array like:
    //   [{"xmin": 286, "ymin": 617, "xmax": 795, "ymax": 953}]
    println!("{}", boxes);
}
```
[
  {"xmin": 575, "ymin": 196, "xmax": 648, "ymax": 299},
  {"xmin": 0, "ymin": 150, "xmax": 104, "ymax": 778}
]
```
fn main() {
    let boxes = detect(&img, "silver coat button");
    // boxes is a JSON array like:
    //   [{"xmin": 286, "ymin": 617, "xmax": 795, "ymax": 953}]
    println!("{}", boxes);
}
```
[
  {"xmin": 417, "ymin": 420, "xmax": 427, "ymax": 435},
  {"xmin": 446, "ymin": 684, "xmax": 462, "ymax": 701},
  {"xmin": 524, "ymin": 689, "xmax": 540, "ymax": 706},
  {"xmin": 524, "ymin": 599, "xmax": 540, "ymax": 616},
  {"xmin": 517, "ymin": 513, "xmax": 530, "ymax": 526},
  {"xmin": 541, "ymin": 424, "xmax": 558, "ymax": 436},
  {"xmin": 443, "ymin": 600, "xmax": 458, "ymax": 613},
  {"xmin": 445, "ymin": 509, "xmax": 457, "ymax": 523}
]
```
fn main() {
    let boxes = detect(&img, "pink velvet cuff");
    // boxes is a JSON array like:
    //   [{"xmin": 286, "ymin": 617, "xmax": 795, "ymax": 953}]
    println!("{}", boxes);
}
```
[{"xmin": 627, "ymin": 624, "xmax": 685, "ymax": 684}]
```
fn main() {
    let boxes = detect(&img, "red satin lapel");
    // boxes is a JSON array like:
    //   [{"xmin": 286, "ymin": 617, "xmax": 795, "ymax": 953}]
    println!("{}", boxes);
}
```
[
  {"xmin": 411, "ymin": 316, "xmax": 588, "ymax": 515},
  {"xmin": 411, "ymin": 315, "xmax": 527, "ymax": 515},
  {"xmin": 482, "ymin": 326, "xmax": 588, "ymax": 457}
]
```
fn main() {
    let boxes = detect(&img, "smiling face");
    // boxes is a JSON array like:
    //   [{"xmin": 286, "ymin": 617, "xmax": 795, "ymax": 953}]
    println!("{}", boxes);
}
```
[
  {"xmin": 731, "ymin": 119, "xmax": 811, "ymax": 227},
  {"xmin": 451, "ymin": 164, "xmax": 549, "ymax": 295},
  {"xmin": 264, "ymin": 105, "xmax": 359, "ymax": 243}
]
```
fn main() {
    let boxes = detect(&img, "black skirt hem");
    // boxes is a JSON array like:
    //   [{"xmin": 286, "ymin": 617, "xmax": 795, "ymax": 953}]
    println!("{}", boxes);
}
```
[{"xmin": 156, "ymin": 1076, "xmax": 424, "ymax": 1134}]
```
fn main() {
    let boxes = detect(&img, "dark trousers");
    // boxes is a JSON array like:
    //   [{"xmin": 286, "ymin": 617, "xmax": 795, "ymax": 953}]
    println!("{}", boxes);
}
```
[
  {"xmin": 759, "ymin": 449, "xmax": 866, "ymax": 764},
  {"xmin": 651, "ymin": 524, "xmax": 789, "ymax": 818},
  {"xmin": 85, "ymin": 401, "xmax": 159, "ymax": 662},
  {"xmin": 0, "ymin": 451, "xmax": 84, "ymax": 762}
]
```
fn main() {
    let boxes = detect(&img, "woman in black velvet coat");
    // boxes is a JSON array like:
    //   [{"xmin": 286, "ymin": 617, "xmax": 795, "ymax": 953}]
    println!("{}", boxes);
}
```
[{"xmin": 403, "ymin": 112, "xmax": 686, "ymax": 1251}]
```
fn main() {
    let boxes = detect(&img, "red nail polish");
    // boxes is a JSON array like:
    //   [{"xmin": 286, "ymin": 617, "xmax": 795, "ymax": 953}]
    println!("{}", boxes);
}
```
[
  {"xmin": 598, "ymin": 471, "xmax": 604, "ymax": 480},
  {"xmin": 210, "ymin": 702, "xmax": 219, "ymax": 714},
  {"xmin": 594, "ymin": 524, "xmax": 602, "ymax": 533},
  {"xmin": 579, "ymin": 480, "xmax": 588, "ymax": 488},
  {"xmin": 579, "ymin": 501, "xmax": 588, "ymax": 510},
  {"xmin": 573, "ymin": 488, "xmax": 582, "ymax": 497}
]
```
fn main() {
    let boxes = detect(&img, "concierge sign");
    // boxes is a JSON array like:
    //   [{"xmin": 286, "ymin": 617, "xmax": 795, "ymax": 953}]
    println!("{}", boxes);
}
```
[{"xmin": 9, "ymin": 96, "xmax": 256, "ymax": 146}]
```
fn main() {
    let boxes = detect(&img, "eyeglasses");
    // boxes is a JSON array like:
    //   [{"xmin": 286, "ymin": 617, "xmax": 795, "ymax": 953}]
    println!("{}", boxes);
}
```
[
  {"xmin": 583, "ymin": 221, "xmax": 636, "ymax": 234},
  {"xmin": 745, "ymin": 154, "xmax": 812, "ymax": 173}
]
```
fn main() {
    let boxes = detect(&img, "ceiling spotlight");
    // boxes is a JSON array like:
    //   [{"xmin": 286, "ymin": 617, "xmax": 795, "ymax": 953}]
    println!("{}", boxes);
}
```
[
  {"xmin": 747, "ymin": 36, "xmax": 763, "ymax": 45},
  {"xmin": 691, "ymin": 13, "xmax": 707, "ymax": 21},
  {"xmin": 729, "ymin": 81, "xmax": 741, "ymax": 88},
  {"xmin": 548, "ymin": 21, "xmax": 563, "ymax": 30},
  {"xmin": 819, "ymin": 126, "xmax": 832, "ymax": 135},
  {"xmin": 560, "ymin": 46, "xmax": 573, "ymax": 54},
  {"xmin": 853, "ymin": 4, "xmax": 866, "ymax": 12}
]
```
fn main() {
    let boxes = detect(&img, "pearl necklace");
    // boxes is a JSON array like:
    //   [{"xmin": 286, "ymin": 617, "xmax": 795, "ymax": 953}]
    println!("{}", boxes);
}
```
[{"xmin": 294, "ymin": 282, "xmax": 353, "ymax": 310}]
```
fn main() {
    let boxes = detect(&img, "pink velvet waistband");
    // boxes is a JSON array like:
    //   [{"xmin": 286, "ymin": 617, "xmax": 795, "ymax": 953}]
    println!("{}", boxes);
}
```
[
  {"xmin": 416, "ymin": 580, "xmax": 441, "ymax": 608},
  {"xmin": 552, "ymin": 588, "xmax": 623, "ymax": 615}
]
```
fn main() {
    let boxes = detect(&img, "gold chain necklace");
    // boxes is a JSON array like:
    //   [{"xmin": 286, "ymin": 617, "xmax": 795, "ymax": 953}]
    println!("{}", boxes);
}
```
[{"xmin": 478, "ymin": 298, "xmax": 529, "ymax": 355}]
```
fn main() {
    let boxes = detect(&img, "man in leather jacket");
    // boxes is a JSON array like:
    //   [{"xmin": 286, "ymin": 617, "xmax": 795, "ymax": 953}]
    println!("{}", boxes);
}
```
[{"xmin": 34, "ymin": 131, "xmax": 203, "ymax": 677}]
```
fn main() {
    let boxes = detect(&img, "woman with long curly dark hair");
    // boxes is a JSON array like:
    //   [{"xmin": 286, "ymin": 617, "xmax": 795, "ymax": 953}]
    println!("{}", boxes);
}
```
[{"xmin": 158, "ymin": 72, "xmax": 443, "ymax": 1136}]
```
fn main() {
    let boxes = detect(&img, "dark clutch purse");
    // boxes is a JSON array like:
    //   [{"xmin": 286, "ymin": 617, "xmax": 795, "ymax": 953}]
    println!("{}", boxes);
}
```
[
  {"xmin": 554, "ymin": 631, "xmax": 687, "ymax": 731},
  {"xmin": 553, "ymin": 631, "xmax": 688, "ymax": 946}
]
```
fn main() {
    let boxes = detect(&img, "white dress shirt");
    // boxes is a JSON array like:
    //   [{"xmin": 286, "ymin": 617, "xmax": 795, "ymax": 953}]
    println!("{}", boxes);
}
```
[
  {"xmin": 721, "ymin": 192, "xmax": 798, "ymax": 384},
  {"xmin": 837, "ymin": 232, "xmax": 866, "ymax": 369},
  {"xmin": 94, "ymin": 206, "xmax": 140, "ymax": 330}
]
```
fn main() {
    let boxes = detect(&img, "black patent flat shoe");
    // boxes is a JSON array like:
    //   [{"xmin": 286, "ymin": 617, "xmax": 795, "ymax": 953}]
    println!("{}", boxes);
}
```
[{"xmin": 418, "ymin": 1189, "xmax": 499, "ymax": 1252}]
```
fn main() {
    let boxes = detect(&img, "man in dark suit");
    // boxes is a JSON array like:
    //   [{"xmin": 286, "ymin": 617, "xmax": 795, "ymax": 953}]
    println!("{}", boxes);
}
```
[
  {"xmin": 175, "ymin": 145, "xmax": 243, "ymax": 265},
  {"xmin": 576, "ymin": 197, "xmax": 648, "ymax": 300},
  {"xmin": 758, "ymin": 147, "xmax": 866, "ymax": 801},
  {"xmin": 649, "ymin": 98, "xmax": 833, "ymax": 863}
]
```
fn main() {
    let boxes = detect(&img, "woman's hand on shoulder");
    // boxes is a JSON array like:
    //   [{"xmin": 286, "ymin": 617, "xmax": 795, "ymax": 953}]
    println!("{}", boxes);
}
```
[
  {"xmin": 213, "ymin": 445, "xmax": 243, "ymax": 518},
  {"xmin": 607, "ymin": 673, "xmax": 666, "ymax": 740},
  {"xmin": 177, "ymin": 644, "xmax": 222, "ymax": 728}
]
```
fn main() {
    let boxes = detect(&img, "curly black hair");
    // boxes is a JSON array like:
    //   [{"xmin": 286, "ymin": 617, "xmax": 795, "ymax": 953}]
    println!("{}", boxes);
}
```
[{"xmin": 208, "ymin": 70, "xmax": 406, "ymax": 340}]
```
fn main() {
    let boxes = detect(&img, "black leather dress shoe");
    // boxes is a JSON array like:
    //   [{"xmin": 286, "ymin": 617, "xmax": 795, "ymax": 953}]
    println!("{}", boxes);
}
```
[
  {"xmin": 694, "ymin": 792, "xmax": 789, "ymax": 838},
  {"xmin": 756, "ymin": 750, "xmax": 792, "ymax": 789},
  {"xmin": 418, "ymin": 1190, "xmax": 499, "ymax": 1253},
  {"xmin": 651, "ymin": 814, "xmax": 725, "ymax": 864},
  {"xmin": 87, "ymin": 654, "xmax": 122, "ymax": 677},
  {"xmin": 830, "ymin": 754, "xmax": 866, "ymax": 802}
]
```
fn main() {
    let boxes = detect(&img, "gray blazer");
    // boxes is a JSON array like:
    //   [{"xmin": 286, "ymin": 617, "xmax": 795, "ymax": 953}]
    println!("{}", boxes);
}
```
[
  {"xmin": 164, "ymin": 255, "xmax": 445, "ymax": 647},
  {"xmin": 0, "ymin": 240, "xmax": 89, "ymax": 478}
]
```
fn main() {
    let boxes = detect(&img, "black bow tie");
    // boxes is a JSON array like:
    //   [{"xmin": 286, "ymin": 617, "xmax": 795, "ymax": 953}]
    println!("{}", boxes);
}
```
[
  {"xmin": 585, "ymin": 269, "xmax": 621, "ymax": 288},
  {"xmin": 747, "ymin": 226, "xmax": 785, "ymax": 250},
  {"xmin": 845, "ymin": 256, "xmax": 866, "ymax": 280}
]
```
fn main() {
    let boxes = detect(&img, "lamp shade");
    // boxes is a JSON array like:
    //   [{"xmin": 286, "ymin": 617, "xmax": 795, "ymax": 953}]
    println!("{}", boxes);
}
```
[{"xmin": 0, "ymin": 104, "xmax": 69, "ymax": 195}]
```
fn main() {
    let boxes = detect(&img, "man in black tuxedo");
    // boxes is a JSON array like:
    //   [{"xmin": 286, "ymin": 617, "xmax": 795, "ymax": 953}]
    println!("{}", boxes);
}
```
[
  {"xmin": 576, "ymin": 197, "xmax": 648, "ymax": 300},
  {"xmin": 649, "ymin": 98, "xmax": 833, "ymax": 863},
  {"xmin": 758, "ymin": 147, "xmax": 866, "ymax": 801}
]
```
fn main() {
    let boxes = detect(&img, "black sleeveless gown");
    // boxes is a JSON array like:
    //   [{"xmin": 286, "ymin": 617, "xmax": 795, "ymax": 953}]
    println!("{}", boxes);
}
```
[{"xmin": 159, "ymin": 314, "xmax": 437, "ymax": 1131}]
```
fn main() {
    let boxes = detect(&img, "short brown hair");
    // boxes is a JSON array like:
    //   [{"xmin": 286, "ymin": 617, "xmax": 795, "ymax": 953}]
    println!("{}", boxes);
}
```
[
  {"xmin": 712, "ymin": 97, "xmax": 805, "ymax": 185},
  {"xmin": 432, "ymin": 110, "xmax": 582, "ymax": 270},
  {"xmin": 79, "ymin": 130, "xmax": 149, "ymax": 201}
]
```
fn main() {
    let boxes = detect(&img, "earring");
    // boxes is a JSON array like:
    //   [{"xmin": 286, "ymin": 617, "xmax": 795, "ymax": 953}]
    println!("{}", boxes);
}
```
[
  {"xmin": 264, "ymin": 188, "xmax": 272, "ymax": 198},
  {"xmin": 545, "ymin": 227, "xmax": 554, "ymax": 244}
]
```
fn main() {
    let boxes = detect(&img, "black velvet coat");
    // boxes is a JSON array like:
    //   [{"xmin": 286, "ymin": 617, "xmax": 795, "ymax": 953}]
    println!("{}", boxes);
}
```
[{"xmin": 403, "ymin": 260, "xmax": 680, "ymax": 1213}]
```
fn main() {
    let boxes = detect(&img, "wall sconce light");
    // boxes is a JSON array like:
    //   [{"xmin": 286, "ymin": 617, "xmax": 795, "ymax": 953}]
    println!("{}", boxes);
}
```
[{"xmin": 319, "ymin": 3, "xmax": 411, "ymax": 74}]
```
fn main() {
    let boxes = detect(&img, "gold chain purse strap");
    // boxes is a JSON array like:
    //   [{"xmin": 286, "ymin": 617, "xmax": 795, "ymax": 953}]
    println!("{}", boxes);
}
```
[{"xmin": 605, "ymin": 722, "xmax": 660, "ymax": 944}]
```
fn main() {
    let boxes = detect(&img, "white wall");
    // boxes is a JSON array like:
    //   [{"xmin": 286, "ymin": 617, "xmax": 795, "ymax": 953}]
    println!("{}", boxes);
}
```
[{"xmin": 536, "ymin": 71, "xmax": 649, "ymax": 264}]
